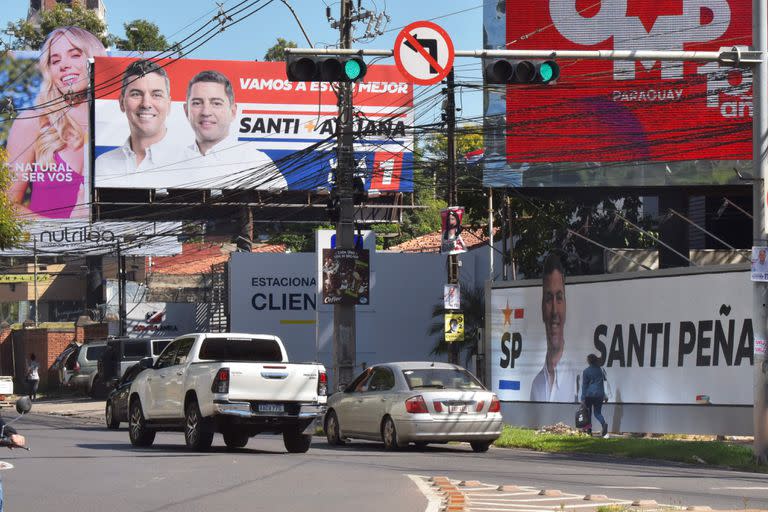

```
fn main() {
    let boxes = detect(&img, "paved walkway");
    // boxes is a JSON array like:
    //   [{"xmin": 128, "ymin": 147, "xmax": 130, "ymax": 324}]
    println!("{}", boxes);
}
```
[{"xmin": 5, "ymin": 396, "xmax": 105, "ymax": 424}]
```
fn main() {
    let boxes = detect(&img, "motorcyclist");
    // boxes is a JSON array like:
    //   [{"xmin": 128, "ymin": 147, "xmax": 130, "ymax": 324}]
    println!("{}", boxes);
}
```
[{"xmin": 0, "ymin": 406, "xmax": 27, "ymax": 512}]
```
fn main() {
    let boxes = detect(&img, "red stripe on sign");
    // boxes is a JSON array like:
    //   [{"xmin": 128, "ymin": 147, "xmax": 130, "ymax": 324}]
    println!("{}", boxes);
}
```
[{"xmin": 514, "ymin": 309, "xmax": 524, "ymax": 319}]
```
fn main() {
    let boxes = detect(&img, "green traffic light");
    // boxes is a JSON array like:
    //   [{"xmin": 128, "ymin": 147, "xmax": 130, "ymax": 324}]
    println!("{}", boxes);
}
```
[
  {"xmin": 539, "ymin": 62, "xmax": 554, "ymax": 82},
  {"xmin": 344, "ymin": 59, "xmax": 362, "ymax": 80}
]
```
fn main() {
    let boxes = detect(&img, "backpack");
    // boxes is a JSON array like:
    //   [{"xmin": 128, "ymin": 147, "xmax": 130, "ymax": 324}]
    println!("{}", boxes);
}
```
[{"xmin": 575, "ymin": 404, "xmax": 591, "ymax": 429}]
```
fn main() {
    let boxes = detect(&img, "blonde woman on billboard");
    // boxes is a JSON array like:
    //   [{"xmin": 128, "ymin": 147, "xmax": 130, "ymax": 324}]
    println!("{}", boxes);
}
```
[{"xmin": 6, "ymin": 27, "xmax": 106, "ymax": 219}]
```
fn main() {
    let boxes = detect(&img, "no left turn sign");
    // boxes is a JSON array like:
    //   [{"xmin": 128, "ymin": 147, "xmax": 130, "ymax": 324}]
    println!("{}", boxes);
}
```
[{"xmin": 394, "ymin": 21, "xmax": 455, "ymax": 86}]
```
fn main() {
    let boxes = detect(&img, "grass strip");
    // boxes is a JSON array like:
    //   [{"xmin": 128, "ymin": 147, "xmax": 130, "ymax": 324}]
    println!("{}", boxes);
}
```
[{"xmin": 494, "ymin": 426, "xmax": 767, "ymax": 473}]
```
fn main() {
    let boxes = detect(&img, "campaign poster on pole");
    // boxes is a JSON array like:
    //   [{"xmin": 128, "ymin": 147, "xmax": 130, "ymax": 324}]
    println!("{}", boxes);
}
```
[
  {"xmin": 751, "ymin": 246, "xmax": 768, "ymax": 281},
  {"xmin": 445, "ymin": 312, "xmax": 464, "ymax": 342},
  {"xmin": 440, "ymin": 207, "xmax": 467, "ymax": 255},
  {"xmin": 321, "ymin": 248, "xmax": 370, "ymax": 306},
  {"xmin": 444, "ymin": 283, "xmax": 460, "ymax": 310}
]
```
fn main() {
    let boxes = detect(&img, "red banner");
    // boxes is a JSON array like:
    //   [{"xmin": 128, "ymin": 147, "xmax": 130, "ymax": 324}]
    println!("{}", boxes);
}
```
[{"xmin": 504, "ymin": 0, "xmax": 752, "ymax": 162}]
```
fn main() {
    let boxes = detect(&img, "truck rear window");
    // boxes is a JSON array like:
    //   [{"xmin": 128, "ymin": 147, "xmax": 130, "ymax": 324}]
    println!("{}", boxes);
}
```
[
  {"xmin": 198, "ymin": 338, "xmax": 283, "ymax": 362},
  {"xmin": 123, "ymin": 341, "xmax": 151, "ymax": 359}
]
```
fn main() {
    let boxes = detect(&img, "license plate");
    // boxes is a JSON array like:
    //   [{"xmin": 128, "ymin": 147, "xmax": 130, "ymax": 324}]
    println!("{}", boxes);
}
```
[
  {"xmin": 448, "ymin": 405, "xmax": 466, "ymax": 414},
  {"xmin": 258, "ymin": 403, "xmax": 284, "ymax": 413}
]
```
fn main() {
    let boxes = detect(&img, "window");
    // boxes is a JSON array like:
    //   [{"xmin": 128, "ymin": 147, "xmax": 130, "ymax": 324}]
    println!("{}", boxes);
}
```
[
  {"xmin": 155, "ymin": 341, "xmax": 178, "ymax": 369},
  {"xmin": 198, "ymin": 337, "xmax": 282, "ymax": 362},
  {"xmin": 402, "ymin": 368, "xmax": 484, "ymax": 391},
  {"xmin": 367, "ymin": 367, "xmax": 395, "ymax": 391},
  {"xmin": 122, "ymin": 341, "xmax": 150, "ymax": 359},
  {"xmin": 152, "ymin": 339, "xmax": 172, "ymax": 356},
  {"xmin": 173, "ymin": 338, "xmax": 195, "ymax": 366},
  {"xmin": 85, "ymin": 345, "xmax": 107, "ymax": 362},
  {"xmin": 31, "ymin": 0, "xmax": 41, "ymax": 11},
  {"xmin": 346, "ymin": 368, "xmax": 372, "ymax": 393}
]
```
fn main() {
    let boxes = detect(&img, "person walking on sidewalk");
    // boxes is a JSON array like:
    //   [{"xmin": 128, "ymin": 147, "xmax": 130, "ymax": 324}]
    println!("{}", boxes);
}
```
[
  {"xmin": 580, "ymin": 353, "xmax": 608, "ymax": 438},
  {"xmin": 26, "ymin": 354, "xmax": 39, "ymax": 402}
]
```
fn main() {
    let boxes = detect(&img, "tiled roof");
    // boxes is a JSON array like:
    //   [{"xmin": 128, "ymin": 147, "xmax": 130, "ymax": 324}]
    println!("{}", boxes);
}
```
[
  {"xmin": 387, "ymin": 228, "xmax": 493, "ymax": 253},
  {"xmin": 151, "ymin": 242, "xmax": 287, "ymax": 274}
]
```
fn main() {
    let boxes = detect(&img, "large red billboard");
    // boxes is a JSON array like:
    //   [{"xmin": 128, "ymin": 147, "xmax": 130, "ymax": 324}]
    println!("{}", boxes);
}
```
[{"xmin": 503, "ymin": 0, "xmax": 751, "ymax": 163}]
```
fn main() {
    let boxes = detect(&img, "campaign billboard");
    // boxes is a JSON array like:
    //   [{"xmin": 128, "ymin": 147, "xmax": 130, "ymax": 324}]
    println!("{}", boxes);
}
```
[
  {"xmin": 483, "ymin": 0, "xmax": 752, "ymax": 187},
  {"xmin": 490, "ymin": 268, "xmax": 754, "ymax": 405},
  {"xmin": 1, "ymin": 27, "xmax": 107, "ymax": 221},
  {"xmin": 93, "ymin": 58, "xmax": 414, "ymax": 193}
]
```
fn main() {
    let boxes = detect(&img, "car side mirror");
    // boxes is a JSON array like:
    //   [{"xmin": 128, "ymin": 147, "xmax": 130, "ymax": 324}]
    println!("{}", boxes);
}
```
[
  {"xmin": 138, "ymin": 357, "xmax": 154, "ymax": 369},
  {"xmin": 15, "ymin": 396, "xmax": 32, "ymax": 415}
]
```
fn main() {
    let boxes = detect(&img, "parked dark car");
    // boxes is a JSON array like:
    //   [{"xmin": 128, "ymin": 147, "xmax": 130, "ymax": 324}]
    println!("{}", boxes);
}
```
[
  {"xmin": 95, "ymin": 338, "xmax": 173, "ymax": 398},
  {"xmin": 105, "ymin": 362, "xmax": 148, "ymax": 429}
]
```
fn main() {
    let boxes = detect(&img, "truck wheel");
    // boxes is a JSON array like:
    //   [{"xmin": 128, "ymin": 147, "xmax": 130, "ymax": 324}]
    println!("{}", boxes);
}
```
[
  {"xmin": 382, "ymin": 416, "xmax": 407, "ymax": 451},
  {"xmin": 105, "ymin": 400, "xmax": 120, "ymax": 430},
  {"xmin": 283, "ymin": 427, "xmax": 312, "ymax": 453},
  {"xmin": 324, "ymin": 411, "xmax": 346, "ymax": 446},
  {"xmin": 185, "ymin": 399, "xmax": 213, "ymax": 451},
  {"xmin": 129, "ymin": 399, "xmax": 155, "ymax": 447},
  {"xmin": 223, "ymin": 431, "xmax": 249, "ymax": 449}
]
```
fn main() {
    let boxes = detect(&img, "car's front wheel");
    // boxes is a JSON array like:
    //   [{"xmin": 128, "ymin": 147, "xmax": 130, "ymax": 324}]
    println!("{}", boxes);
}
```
[
  {"xmin": 185, "ymin": 399, "xmax": 214, "ymax": 451},
  {"xmin": 324, "ymin": 410, "xmax": 346, "ymax": 446},
  {"xmin": 105, "ymin": 400, "xmax": 120, "ymax": 430},
  {"xmin": 128, "ymin": 399, "xmax": 155, "ymax": 447}
]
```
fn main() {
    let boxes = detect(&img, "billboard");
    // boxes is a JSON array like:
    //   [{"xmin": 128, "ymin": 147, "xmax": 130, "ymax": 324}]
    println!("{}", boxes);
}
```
[
  {"xmin": 1, "ymin": 27, "xmax": 107, "ymax": 221},
  {"xmin": 93, "ymin": 58, "xmax": 414, "ymax": 193},
  {"xmin": 490, "ymin": 269, "xmax": 754, "ymax": 405},
  {"xmin": 483, "ymin": 0, "xmax": 752, "ymax": 187}
]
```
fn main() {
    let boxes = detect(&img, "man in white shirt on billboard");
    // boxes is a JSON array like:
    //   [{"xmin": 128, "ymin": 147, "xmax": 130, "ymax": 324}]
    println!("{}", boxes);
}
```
[
  {"xmin": 182, "ymin": 70, "xmax": 287, "ymax": 191},
  {"xmin": 95, "ymin": 60, "xmax": 178, "ymax": 188},
  {"xmin": 530, "ymin": 253, "xmax": 578, "ymax": 402}
]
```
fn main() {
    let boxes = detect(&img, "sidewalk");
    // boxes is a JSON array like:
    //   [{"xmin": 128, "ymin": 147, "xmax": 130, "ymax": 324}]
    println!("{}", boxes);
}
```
[{"xmin": 5, "ymin": 396, "xmax": 105, "ymax": 424}]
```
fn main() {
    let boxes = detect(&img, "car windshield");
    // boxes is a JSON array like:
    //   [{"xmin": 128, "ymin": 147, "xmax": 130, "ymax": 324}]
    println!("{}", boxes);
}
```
[
  {"xmin": 198, "ymin": 337, "xmax": 283, "ymax": 362},
  {"xmin": 402, "ymin": 368, "xmax": 485, "ymax": 391}
]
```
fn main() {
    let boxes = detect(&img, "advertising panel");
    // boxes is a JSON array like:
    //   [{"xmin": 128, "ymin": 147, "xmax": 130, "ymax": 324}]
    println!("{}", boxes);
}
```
[
  {"xmin": 1, "ymin": 27, "xmax": 106, "ymax": 221},
  {"xmin": 0, "ymin": 221, "xmax": 182, "ymax": 256},
  {"xmin": 483, "ymin": 0, "xmax": 752, "ymax": 187},
  {"xmin": 490, "ymin": 269, "xmax": 753, "ymax": 405},
  {"xmin": 321, "ymin": 248, "xmax": 370, "ymax": 305},
  {"xmin": 124, "ymin": 302, "xmax": 204, "ymax": 338},
  {"xmin": 93, "ymin": 58, "xmax": 413, "ymax": 192}
]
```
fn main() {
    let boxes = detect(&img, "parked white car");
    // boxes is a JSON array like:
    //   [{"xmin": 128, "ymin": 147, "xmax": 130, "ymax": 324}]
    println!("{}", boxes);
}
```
[
  {"xmin": 324, "ymin": 362, "xmax": 503, "ymax": 452},
  {"xmin": 128, "ymin": 333, "xmax": 327, "ymax": 453}
]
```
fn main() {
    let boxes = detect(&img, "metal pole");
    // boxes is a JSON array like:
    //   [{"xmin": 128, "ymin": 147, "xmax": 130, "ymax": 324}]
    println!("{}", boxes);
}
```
[
  {"xmin": 33, "ymin": 239, "xmax": 38, "ymax": 327},
  {"xmin": 446, "ymin": 70, "xmax": 459, "ymax": 365},
  {"xmin": 488, "ymin": 189, "xmax": 494, "ymax": 281},
  {"xmin": 333, "ymin": 0, "xmax": 357, "ymax": 389},
  {"xmin": 753, "ymin": 0, "xmax": 768, "ymax": 465},
  {"xmin": 117, "ymin": 242, "xmax": 126, "ymax": 337}
]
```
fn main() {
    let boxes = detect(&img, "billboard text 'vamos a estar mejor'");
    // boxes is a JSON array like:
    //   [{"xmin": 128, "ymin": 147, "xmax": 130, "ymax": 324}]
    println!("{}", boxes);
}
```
[{"xmin": 93, "ymin": 58, "xmax": 413, "ymax": 193}]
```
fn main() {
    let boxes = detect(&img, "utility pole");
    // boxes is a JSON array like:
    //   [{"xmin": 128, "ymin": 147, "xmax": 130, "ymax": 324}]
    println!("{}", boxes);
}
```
[
  {"xmin": 33, "ymin": 239, "xmax": 38, "ymax": 327},
  {"xmin": 117, "ymin": 242, "xmax": 126, "ymax": 337},
  {"xmin": 753, "ymin": 0, "xmax": 768, "ymax": 465},
  {"xmin": 333, "ymin": 0, "xmax": 357, "ymax": 388},
  {"xmin": 445, "ymin": 70, "xmax": 459, "ymax": 365}
]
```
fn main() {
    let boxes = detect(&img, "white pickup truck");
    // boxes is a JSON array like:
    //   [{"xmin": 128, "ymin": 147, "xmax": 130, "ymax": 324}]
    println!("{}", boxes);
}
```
[{"xmin": 127, "ymin": 333, "xmax": 327, "ymax": 453}]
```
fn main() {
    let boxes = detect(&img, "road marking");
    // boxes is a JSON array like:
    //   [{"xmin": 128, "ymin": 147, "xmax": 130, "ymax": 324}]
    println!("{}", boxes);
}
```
[
  {"xmin": 599, "ymin": 486, "xmax": 661, "ymax": 490},
  {"xmin": 407, "ymin": 474, "xmax": 442, "ymax": 512},
  {"xmin": 711, "ymin": 486, "xmax": 768, "ymax": 490}
]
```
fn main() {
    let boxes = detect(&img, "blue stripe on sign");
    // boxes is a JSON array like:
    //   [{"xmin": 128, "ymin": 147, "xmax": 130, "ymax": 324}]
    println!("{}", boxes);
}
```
[{"xmin": 498, "ymin": 380, "xmax": 520, "ymax": 390}]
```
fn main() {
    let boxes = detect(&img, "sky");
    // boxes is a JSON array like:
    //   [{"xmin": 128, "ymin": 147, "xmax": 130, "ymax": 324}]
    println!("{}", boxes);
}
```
[{"xmin": 0, "ymin": 0, "xmax": 487, "ymax": 120}]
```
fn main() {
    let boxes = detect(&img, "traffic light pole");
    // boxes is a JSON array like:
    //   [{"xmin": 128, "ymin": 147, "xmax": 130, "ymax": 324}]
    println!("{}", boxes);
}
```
[
  {"xmin": 445, "ymin": 70, "xmax": 460, "ymax": 365},
  {"xmin": 288, "ymin": 30, "xmax": 767, "ymax": 463},
  {"xmin": 333, "ymin": 0, "xmax": 357, "ymax": 389}
]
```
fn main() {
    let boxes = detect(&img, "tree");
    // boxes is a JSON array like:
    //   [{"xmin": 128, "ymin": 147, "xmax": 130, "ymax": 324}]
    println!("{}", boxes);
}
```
[
  {"xmin": 3, "ymin": 3, "xmax": 110, "ymax": 50},
  {"xmin": 113, "ymin": 20, "xmax": 178, "ymax": 54},
  {"xmin": 263, "ymin": 38, "xmax": 297, "ymax": 62},
  {"xmin": 0, "ymin": 149, "xmax": 26, "ymax": 249}
]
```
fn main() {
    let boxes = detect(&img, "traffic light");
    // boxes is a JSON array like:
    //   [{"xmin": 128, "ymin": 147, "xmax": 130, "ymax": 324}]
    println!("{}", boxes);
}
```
[
  {"xmin": 483, "ymin": 58, "xmax": 559, "ymax": 84},
  {"xmin": 286, "ymin": 55, "xmax": 367, "ymax": 82}
]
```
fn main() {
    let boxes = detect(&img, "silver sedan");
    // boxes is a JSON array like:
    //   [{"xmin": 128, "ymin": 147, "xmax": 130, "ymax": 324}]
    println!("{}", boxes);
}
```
[{"xmin": 324, "ymin": 361, "xmax": 503, "ymax": 451}]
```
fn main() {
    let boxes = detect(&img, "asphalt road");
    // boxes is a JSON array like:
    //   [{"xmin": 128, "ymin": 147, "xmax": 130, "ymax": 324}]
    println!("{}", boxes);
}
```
[{"xmin": 2, "ymin": 413, "xmax": 767, "ymax": 512}]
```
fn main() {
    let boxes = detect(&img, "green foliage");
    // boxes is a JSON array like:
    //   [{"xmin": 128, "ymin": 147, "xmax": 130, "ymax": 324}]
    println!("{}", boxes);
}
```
[
  {"xmin": 113, "ymin": 19, "xmax": 177, "ymax": 53},
  {"xmin": 0, "ymin": 149, "xmax": 26, "ymax": 250},
  {"xmin": 0, "ymin": 53, "xmax": 41, "ymax": 145},
  {"xmin": 263, "ymin": 38, "xmax": 297, "ymax": 62},
  {"xmin": 494, "ymin": 426, "xmax": 766, "ymax": 473},
  {"xmin": 4, "ymin": 4, "xmax": 110, "ymax": 50}
]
